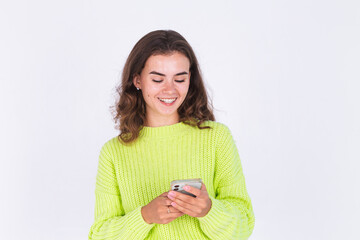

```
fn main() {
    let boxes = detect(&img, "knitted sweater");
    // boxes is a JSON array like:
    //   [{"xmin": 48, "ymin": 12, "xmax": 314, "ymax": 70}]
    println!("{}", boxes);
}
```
[{"xmin": 88, "ymin": 121, "xmax": 255, "ymax": 240}]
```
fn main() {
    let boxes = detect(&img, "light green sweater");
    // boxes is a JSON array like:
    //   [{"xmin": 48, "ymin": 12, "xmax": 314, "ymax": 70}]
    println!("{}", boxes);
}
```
[{"xmin": 89, "ymin": 121, "xmax": 255, "ymax": 239}]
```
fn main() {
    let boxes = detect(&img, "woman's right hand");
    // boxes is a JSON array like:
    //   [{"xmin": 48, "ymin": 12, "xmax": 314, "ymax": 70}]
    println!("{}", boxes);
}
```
[{"xmin": 141, "ymin": 192, "xmax": 184, "ymax": 224}]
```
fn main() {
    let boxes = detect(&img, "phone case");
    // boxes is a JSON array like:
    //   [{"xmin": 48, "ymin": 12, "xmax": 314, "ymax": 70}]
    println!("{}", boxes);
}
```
[{"xmin": 170, "ymin": 178, "xmax": 202, "ymax": 197}]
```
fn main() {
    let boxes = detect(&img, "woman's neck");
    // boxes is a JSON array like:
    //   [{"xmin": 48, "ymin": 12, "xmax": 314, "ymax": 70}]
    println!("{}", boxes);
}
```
[{"xmin": 144, "ymin": 115, "xmax": 180, "ymax": 127}]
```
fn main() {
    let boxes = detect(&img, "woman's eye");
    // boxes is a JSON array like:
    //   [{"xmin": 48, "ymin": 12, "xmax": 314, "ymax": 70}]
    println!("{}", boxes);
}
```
[
  {"xmin": 175, "ymin": 80, "xmax": 185, "ymax": 83},
  {"xmin": 152, "ymin": 80, "xmax": 163, "ymax": 83}
]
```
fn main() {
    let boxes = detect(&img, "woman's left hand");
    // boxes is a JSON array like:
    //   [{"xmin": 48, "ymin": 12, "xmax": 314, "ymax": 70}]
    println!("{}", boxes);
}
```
[{"xmin": 167, "ymin": 183, "xmax": 212, "ymax": 218}]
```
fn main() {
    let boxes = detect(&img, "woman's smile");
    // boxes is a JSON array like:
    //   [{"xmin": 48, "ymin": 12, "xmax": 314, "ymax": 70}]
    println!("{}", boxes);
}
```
[{"xmin": 158, "ymin": 97, "xmax": 177, "ymax": 104}]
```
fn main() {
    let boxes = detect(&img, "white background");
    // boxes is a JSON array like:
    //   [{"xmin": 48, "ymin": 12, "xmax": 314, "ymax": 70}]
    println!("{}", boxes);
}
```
[{"xmin": 1, "ymin": 0, "xmax": 359, "ymax": 239}]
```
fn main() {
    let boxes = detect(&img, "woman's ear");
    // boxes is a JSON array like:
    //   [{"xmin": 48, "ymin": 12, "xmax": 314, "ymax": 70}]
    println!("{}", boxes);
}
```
[{"xmin": 133, "ymin": 74, "xmax": 141, "ymax": 89}]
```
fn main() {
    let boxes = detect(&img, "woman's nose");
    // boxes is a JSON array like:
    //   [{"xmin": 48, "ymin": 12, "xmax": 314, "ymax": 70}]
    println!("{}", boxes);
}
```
[{"xmin": 163, "ymin": 81, "xmax": 175, "ymax": 93}]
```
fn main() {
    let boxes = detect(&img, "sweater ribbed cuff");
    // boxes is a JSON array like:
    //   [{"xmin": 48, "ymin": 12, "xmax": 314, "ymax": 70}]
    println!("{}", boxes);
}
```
[
  {"xmin": 197, "ymin": 196, "xmax": 226, "ymax": 227},
  {"xmin": 126, "ymin": 206, "xmax": 155, "ymax": 237}
]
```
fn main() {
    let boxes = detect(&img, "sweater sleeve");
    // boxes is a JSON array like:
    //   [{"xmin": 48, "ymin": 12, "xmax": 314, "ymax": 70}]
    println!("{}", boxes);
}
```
[
  {"xmin": 198, "ymin": 124, "xmax": 255, "ymax": 240},
  {"xmin": 88, "ymin": 143, "xmax": 154, "ymax": 240}
]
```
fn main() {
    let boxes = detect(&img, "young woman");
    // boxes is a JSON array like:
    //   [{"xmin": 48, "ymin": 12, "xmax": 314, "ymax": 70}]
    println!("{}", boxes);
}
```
[{"xmin": 89, "ymin": 30, "xmax": 255, "ymax": 239}]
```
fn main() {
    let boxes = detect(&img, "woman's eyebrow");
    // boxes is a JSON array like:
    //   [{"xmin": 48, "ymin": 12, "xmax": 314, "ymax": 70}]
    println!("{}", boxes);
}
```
[{"xmin": 149, "ymin": 71, "xmax": 189, "ymax": 76}]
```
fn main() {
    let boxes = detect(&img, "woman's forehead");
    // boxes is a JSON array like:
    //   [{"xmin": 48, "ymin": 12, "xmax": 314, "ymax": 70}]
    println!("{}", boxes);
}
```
[{"xmin": 144, "ymin": 52, "xmax": 190, "ymax": 74}]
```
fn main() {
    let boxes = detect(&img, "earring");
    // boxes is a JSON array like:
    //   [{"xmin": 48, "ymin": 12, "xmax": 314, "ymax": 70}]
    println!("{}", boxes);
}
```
[{"xmin": 136, "ymin": 87, "xmax": 140, "ymax": 90}]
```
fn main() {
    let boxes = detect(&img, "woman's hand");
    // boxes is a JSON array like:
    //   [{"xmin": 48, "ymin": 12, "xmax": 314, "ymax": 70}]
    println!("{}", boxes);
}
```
[
  {"xmin": 167, "ymin": 183, "xmax": 212, "ymax": 218},
  {"xmin": 141, "ymin": 192, "xmax": 184, "ymax": 224}
]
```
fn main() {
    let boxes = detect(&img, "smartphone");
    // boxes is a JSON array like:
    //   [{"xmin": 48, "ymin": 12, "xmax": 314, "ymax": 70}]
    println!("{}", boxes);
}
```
[{"xmin": 170, "ymin": 178, "xmax": 202, "ymax": 197}]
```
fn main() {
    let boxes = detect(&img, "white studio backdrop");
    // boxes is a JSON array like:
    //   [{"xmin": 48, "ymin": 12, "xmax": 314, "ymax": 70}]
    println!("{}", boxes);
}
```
[{"xmin": 0, "ymin": 0, "xmax": 359, "ymax": 239}]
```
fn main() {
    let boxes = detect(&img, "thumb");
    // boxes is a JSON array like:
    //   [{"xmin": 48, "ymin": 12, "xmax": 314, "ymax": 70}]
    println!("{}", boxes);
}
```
[
  {"xmin": 160, "ymin": 192, "xmax": 169, "ymax": 197},
  {"xmin": 200, "ymin": 183, "xmax": 207, "ymax": 191}
]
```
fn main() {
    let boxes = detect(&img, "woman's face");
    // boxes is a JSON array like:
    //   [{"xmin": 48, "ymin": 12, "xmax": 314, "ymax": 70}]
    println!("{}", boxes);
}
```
[{"xmin": 133, "ymin": 51, "xmax": 191, "ymax": 126}]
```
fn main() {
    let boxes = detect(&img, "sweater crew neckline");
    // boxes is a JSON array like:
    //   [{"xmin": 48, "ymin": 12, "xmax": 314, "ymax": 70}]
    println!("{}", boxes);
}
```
[{"xmin": 139, "ymin": 121, "xmax": 191, "ymax": 139}]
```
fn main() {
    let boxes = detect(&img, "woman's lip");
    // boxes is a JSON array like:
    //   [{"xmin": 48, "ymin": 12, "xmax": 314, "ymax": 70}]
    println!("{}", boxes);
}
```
[{"xmin": 158, "ymin": 97, "xmax": 177, "ymax": 105}]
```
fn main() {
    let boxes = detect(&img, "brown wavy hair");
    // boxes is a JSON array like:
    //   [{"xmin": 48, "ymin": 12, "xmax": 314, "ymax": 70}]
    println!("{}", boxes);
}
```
[{"xmin": 112, "ymin": 30, "xmax": 215, "ymax": 144}]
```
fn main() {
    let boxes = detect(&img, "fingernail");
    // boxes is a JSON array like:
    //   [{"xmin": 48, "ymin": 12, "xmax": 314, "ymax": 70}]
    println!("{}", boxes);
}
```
[{"xmin": 168, "ymin": 191, "xmax": 176, "ymax": 197}]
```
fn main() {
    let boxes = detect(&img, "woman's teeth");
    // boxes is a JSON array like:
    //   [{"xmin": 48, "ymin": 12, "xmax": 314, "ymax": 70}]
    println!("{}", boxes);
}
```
[{"xmin": 159, "ymin": 98, "xmax": 176, "ymax": 103}]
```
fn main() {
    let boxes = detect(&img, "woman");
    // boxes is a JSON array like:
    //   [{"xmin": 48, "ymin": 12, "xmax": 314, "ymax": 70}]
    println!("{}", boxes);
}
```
[{"xmin": 89, "ymin": 30, "xmax": 255, "ymax": 239}]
